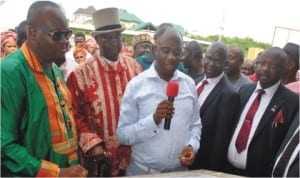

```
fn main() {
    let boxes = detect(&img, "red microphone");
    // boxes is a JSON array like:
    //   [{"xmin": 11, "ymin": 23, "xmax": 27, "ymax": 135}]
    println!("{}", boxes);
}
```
[{"xmin": 164, "ymin": 80, "xmax": 179, "ymax": 130}]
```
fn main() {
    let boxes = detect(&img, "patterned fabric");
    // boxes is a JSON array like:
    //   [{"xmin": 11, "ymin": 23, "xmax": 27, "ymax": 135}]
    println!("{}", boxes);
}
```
[
  {"xmin": 67, "ymin": 53, "xmax": 142, "ymax": 176},
  {"xmin": 0, "ymin": 30, "xmax": 17, "ymax": 49},
  {"xmin": 0, "ymin": 30, "xmax": 17, "ymax": 57},
  {"xmin": 1, "ymin": 42, "xmax": 78, "ymax": 177}
]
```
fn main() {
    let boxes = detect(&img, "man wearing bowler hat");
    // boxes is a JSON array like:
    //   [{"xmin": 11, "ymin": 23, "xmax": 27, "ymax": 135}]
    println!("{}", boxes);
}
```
[{"xmin": 67, "ymin": 7, "xmax": 142, "ymax": 176}]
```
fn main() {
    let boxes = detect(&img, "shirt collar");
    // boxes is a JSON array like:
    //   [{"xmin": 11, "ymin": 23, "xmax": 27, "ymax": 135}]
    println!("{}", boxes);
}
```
[
  {"xmin": 146, "ymin": 61, "xmax": 181, "ymax": 81},
  {"xmin": 98, "ymin": 54, "xmax": 130, "ymax": 72},
  {"xmin": 101, "ymin": 55, "xmax": 119, "ymax": 64},
  {"xmin": 203, "ymin": 72, "xmax": 224, "ymax": 84},
  {"xmin": 256, "ymin": 81, "xmax": 281, "ymax": 96}
]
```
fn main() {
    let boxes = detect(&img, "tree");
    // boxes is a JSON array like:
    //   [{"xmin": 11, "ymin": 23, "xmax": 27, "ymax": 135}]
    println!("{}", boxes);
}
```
[{"xmin": 188, "ymin": 33, "xmax": 271, "ymax": 54}]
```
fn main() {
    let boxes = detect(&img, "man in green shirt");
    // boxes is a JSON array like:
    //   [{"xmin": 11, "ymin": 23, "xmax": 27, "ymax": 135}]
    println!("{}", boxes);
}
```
[{"xmin": 1, "ymin": 1, "xmax": 87, "ymax": 177}]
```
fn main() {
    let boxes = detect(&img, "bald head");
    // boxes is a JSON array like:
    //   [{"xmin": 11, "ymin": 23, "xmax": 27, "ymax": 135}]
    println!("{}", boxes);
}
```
[
  {"xmin": 207, "ymin": 42, "xmax": 228, "ymax": 61},
  {"xmin": 27, "ymin": 1, "xmax": 64, "ymax": 24},
  {"xmin": 154, "ymin": 23, "xmax": 182, "ymax": 45},
  {"xmin": 261, "ymin": 47, "xmax": 287, "ymax": 67},
  {"xmin": 228, "ymin": 46, "xmax": 244, "ymax": 62},
  {"xmin": 25, "ymin": 1, "xmax": 70, "ymax": 68}
]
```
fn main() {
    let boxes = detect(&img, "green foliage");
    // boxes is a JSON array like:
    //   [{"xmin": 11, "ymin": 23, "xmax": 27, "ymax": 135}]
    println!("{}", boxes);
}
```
[{"xmin": 189, "ymin": 34, "xmax": 271, "ymax": 54}]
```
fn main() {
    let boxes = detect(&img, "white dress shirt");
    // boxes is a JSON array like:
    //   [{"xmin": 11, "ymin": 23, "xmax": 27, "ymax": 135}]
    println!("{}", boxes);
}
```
[
  {"xmin": 117, "ymin": 63, "xmax": 201, "ymax": 172},
  {"xmin": 227, "ymin": 81, "xmax": 280, "ymax": 169},
  {"xmin": 196, "ymin": 73, "xmax": 224, "ymax": 107}
]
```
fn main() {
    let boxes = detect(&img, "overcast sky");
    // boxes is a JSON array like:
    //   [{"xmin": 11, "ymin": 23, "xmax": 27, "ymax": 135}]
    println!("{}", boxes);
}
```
[{"xmin": 1, "ymin": 0, "xmax": 299, "ymax": 46}]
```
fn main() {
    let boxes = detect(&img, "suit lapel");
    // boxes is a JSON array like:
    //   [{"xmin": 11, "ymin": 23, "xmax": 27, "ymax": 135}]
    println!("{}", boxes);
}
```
[
  {"xmin": 240, "ymin": 85, "xmax": 256, "ymax": 108},
  {"xmin": 252, "ymin": 85, "xmax": 285, "ymax": 140},
  {"xmin": 238, "ymin": 84, "xmax": 256, "ymax": 121},
  {"xmin": 200, "ymin": 76, "xmax": 225, "ymax": 115}
]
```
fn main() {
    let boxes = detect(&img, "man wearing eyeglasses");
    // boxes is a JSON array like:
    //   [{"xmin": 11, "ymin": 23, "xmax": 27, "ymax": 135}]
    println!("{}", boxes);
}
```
[
  {"xmin": 1, "ymin": 1, "xmax": 87, "ymax": 177},
  {"xmin": 67, "ymin": 7, "xmax": 142, "ymax": 177}
]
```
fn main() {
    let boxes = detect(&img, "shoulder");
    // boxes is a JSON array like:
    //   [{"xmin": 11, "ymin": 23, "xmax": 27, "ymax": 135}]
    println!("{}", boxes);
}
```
[
  {"xmin": 1, "ymin": 50, "xmax": 27, "ymax": 76},
  {"xmin": 68, "ymin": 56, "xmax": 99, "ymax": 85},
  {"xmin": 127, "ymin": 69, "xmax": 147, "ymax": 84},
  {"xmin": 239, "ymin": 83, "xmax": 256, "ymax": 93},
  {"xmin": 1, "ymin": 50, "xmax": 29, "ymax": 94},
  {"xmin": 278, "ymin": 84, "xmax": 299, "ymax": 101},
  {"xmin": 176, "ymin": 71, "xmax": 197, "ymax": 93},
  {"xmin": 177, "ymin": 70, "xmax": 194, "ymax": 84},
  {"xmin": 219, "ymin": 76, "xmax": 238, "ymax": 94},
  {"xmin": 121, "ymin": 55, "xmax": 140, "ymax": 65},
  {"xmin": 285, "ymin": 81, "xmax": 300, "ymax": 94},
  {"xmin": 241, "ymin": 73, "xmax": 253, "ymax": 81},
  {"xmin": 119, "ymin": 54, "xmax": 143, "ymax": 75}
]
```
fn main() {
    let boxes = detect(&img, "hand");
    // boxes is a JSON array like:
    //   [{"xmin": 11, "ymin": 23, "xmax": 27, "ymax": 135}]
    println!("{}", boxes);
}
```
[
  {"xmin": 58, "ymin": 164, "xmax": 88, "ymax": 177},
  {"xmin": 179, "ymin": 145, "xmax": 195, "ymax": 166},
  {"xmin": 153, "ymin": 100, "xmax": 174, "ymax": 125}
]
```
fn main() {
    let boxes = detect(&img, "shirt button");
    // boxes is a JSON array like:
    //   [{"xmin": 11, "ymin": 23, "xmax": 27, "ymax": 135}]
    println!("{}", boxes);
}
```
[{"xmin": 154, "ymin": 130, "xmax": 157, "ymax": 133}]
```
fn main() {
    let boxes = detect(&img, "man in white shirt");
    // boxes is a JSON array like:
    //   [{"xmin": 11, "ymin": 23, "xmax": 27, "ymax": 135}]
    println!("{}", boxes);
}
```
[{"xmin": 117, "ymin": 23, "xmax": 201, "ymax": 176}]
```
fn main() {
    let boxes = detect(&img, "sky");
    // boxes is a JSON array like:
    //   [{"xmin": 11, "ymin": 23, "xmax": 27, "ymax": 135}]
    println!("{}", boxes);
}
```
[{"xmin": 0, "ymin": 0, "xmax": 299, "ymax": 46}]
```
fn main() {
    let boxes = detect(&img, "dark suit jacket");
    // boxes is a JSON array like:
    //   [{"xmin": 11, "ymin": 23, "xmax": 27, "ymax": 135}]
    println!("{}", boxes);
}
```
[
  {"xmin": 272, "ymin": 111, "xmax": 299, "ymax": 177},
  {"xmin": 233, "ymin": 83, "xmax": 299, "ymax": 177},
  {"xmin": 190, "ymin": 76, "xmax": 240, "ymax": 172}
]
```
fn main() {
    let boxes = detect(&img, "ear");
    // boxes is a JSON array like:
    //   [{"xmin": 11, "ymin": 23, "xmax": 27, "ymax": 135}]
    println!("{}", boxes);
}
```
[{"xmin": 27, "ymin": 26, "xmax": 37, "ymax": 40}]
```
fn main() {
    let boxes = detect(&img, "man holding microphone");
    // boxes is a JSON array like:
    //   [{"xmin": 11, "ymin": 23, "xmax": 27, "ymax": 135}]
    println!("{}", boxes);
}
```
[{"xmin": 117, "ymin": 23, "xmax": 201, "ymax": 176}]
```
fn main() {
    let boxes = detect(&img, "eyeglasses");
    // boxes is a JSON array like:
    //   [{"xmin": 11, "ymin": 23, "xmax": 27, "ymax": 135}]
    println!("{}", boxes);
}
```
[{"xmin": 29, "ymin": 24, "xmax": 72, "ymax": 41}]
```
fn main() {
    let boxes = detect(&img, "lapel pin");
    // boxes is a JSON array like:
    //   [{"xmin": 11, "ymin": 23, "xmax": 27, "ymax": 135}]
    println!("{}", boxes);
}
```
[{"xmin": 271, "ymin": 105, "xmax": 277, "ymax": 112}]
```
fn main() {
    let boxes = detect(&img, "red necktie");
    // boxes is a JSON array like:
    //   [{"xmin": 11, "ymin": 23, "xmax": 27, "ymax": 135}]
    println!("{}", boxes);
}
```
[
  {"xmin": 197, "ymin": 80, "xmax": 208, "ymax": 97},
  {"xmin": 235, "ymin": 89, "xmax": 265, "ymax": 153}
]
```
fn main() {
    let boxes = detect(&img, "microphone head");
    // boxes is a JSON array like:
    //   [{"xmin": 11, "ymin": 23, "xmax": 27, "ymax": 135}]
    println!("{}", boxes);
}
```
[{"xmin": 166, "ymin": 80, "xmax": 179, "ymax": 97}]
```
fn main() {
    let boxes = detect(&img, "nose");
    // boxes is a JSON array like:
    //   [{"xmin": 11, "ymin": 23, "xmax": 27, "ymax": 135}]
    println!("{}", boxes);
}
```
[
  {"xmin": 167, "ymin": 52, "xmax": 178, "ymax": 60},
  {"xmin": 144, "ymin": 46, "xmax": 151, "ymax": 53}
]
